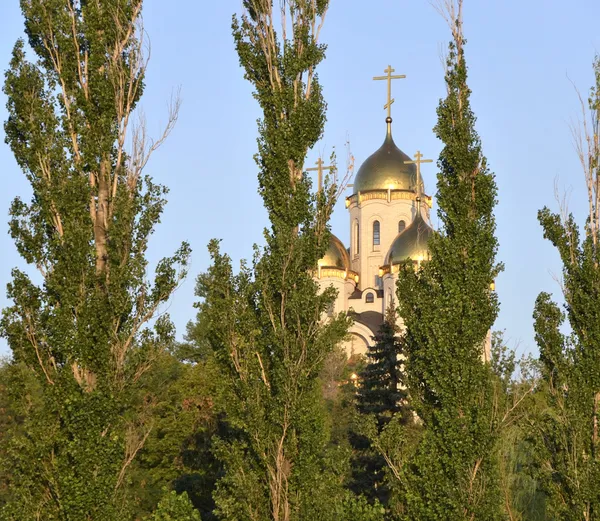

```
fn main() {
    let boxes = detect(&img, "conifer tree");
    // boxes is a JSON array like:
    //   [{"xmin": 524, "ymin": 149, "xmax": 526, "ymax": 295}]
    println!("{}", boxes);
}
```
[
  {"xmin": 1, "ymin": 1, "xmax": 189, "ymax": 518},
  {"xmin": 531, "ymin": 55, "xmax": 600, "ymax": 521},
  {"xmin": 357, "ymin": 308, "xmax": 407, "ymax": 424},
  {"xmin": 394, "ymin": 1, "xmax": 502, "ymax": 519},
  {"xmin": 193, "ymin": 1, "xmax": 351, "ymax": 520},
  {"xmin": 352, "ymin": 308, "xmax": 409, "ymax": 507}
]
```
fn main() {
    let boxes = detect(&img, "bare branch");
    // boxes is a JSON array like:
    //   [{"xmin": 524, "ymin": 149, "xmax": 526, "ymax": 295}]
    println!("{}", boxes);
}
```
[
  {"xmin": 114, "ymin": 415, "xmax": 154, "ymax": 493},
  {"xmin": 128, "ymin": 88, "xmax": 181, "ymax": 191},
  {"xmin": 568, "ymin": 70, "xmax": 600, "ymax": 258}
]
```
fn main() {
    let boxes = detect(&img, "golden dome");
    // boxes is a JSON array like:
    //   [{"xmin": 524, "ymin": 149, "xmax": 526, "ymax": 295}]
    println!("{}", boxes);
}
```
[
  {"xmin": 319, "ymin": 234, "xmax": 350, "ymax": 270},
  {"xmin": 353, "ymin": 119, "xmax": 423, "ymax": 194},
  {"xmin": 385, "ymin": 212, "xmax": 433, "ymax": 265}
]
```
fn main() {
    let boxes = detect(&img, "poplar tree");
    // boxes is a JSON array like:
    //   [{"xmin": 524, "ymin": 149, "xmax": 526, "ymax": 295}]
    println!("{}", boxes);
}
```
[
  {"xmin": 1, "ymin": 1, "xmax": 189, "ymax": 519},
  {"xmin": 531, "ymin": 55, "xmax": 600, "ymax": 521},
  {"xmin": 395, "ymin": 1, "xmax": 502, "ymax": 519},
  {"xmin": 194, "ymin": 1, "xmax": 353, "ymax": 520}
]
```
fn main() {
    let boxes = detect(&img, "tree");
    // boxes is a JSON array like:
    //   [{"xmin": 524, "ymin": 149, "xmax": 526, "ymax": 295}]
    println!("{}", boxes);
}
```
[
  {"xmin": 1, "ymin": 1, "xmax": 189, "ymax": 518},
  {"xmin": 352, "ymin": 308, "xmax": 411, "ymax": 508},
  {"xmin": 148, "ymin": 490, "xmax": 201, "ymax": 521},
  {"xmin": 357, "ymin": 309, "xmax": 408, "ymax": 424},
  {"xmin": 394, "ymin": 1, "xmax": 503, "ymax": 519},
  {"xmin": 490, "ymin": 332, "xmax": 546, "ymax": 521},
  {"xmin": 126, "ymin": 352, "xmax": 220, "ymax": 520},
  {"xmin": 530, "ymin": 55, "xmax": 600, "ymax": 521},
  {"xmin": 193, "ymin": 1, "xmax": 351, "ymax": 520}
]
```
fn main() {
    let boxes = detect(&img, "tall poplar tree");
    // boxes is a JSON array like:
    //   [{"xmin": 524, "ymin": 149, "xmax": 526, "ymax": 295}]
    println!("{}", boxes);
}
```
[
  {"xmin": 193, "ymin": 1, "xmax": 353, "ymax": 520},
  {"xmin": 531, "ymin": 55, "xmax": 600, "ymax": 521},
  {"xmin": 395, "ymin": 1, "xmax": 502, "ymax": 519},
  {"xmin": 1, "ymin": 1, "xmax": 189, "ymax": 519}
]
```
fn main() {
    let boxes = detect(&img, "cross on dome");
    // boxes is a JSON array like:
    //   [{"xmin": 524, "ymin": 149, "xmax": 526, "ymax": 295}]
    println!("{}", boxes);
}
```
[
  {"xmin": 404, "ymin": 150, "xmax": 433, "ymax": 212},
  {"xmin": 306, "ymin": 158, "xmax": 334, "ymax": 192},
  {"xmin": 373, "ymin": 65, "xmax": 406, "ymax": 120}
]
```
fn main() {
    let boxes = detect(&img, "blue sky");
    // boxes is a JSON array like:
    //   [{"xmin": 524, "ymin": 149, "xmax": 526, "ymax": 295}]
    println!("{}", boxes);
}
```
[{"xmin": 1, "ymin": 0, "xmax": 599, "ymax": 357}]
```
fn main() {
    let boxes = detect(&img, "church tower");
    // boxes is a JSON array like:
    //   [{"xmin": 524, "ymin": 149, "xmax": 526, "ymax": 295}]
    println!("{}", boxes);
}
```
[{"xmin": 316, "ymin": 65, "xmax": 435, "ymax": 356}]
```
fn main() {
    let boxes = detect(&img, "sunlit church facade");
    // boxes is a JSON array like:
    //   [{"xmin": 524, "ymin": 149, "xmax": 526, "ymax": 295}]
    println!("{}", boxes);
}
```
[{"xmin": 316, "ymin": 115, "xmax": 434, "ymax": 357}]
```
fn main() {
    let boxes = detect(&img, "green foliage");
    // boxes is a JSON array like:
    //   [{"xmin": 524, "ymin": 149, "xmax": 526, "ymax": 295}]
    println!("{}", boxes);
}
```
[
  {"xmin": 1, "ymin": 1, "xmax": 189, "ymax": 518},
  {"xmin": 335, "ymin": 493, "xmax": 385, "ymax": 521},
  {"xmin": 530, "ymin": 57, "xmax": 600, "ymax": 518},
  {"xmin": 148, "ymin": 490, "xmax": 201, "ymax": 521},
  {"xmin": 128, "ymin": 353, "xmax": 220, "ymax": 519},
  {"xmin": 490, "ymin": 332, "xmax": 548, "ymax": 521},
  {"xmin": 357, "ymin": 310, "xmax": 408, "ymax": 423},
  {"xmin": 394, "ymin": 25, "xmax": 503, "ymax": 521},
  {"xmin": 352, "ymin": 309, "xmax": 413, "ymax": 508},
  {"xmin": 189, "ymin": 1, "xmax": 351, "ymax": 519}
]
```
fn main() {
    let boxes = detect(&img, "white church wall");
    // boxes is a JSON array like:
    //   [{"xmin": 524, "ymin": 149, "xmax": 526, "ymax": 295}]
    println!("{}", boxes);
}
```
[
  {"xmin": 342, "ymin": 322, "xmax": 374, "ymax": 358},
  {"xmin": 383, "ymin": 273, "xmax": 396, "ymax": 311},
  {"xmin": 318, "ymin": 277, "xmax": 346, "ymax": 317},
  {"xmin": 349, "ymin": 196, "xmax": 416, "ymax": 290}
]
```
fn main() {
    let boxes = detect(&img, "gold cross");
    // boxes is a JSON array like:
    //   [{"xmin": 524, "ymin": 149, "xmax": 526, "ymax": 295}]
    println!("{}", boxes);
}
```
[
  {"xmin": 306, "ymin": 158, "xmax": 334, "ymax": 192},
  {"xmin": 404, "ymin": 151, "xmax": 433, "ymax": 202},
  {"xmin": 373, "ymin": 65, "xmax": 406, "ymax": 119}
]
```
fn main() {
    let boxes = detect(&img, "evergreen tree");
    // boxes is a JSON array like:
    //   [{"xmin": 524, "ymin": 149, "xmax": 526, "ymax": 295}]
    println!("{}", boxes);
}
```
[
  {"xmin": 357, "ymin": 308, "xmax": 407, "ymax": 423},
  {"xmin": 1, "ymin": 1, "xmax": 189, "ymax": 518},
  {"xmin": 530, "ymin": 56, "xmax": 600, "ymax": 521},
  {"xmin": 193, "ymin": 1, "xmax": 350, "ymax": 519},
  {"xmin": 395, "ymin": 2, "xmax": 503, "ymax": 519},
  {"xmin": 352, "ymin": 308, "xmax": 409, "ymax": 507}
]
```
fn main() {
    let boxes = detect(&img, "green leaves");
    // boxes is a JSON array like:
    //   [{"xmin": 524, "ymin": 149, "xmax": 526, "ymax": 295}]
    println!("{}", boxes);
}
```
[
  {"xmin": 148, "ymin": 490, "xmax": 201, "ymax": 521},
  {"xmin": 394, "ymin": 11, "xmax": 502, "ymax": 521},
  {"xmin": 185, "ymin": 2, "xmax": 356, "ymax": 519},
  {"xmin": 1, "ymin": 1, "xmax": 189, "ymax": 518},
  {"xmin": 530, "ymin": 59, "xmax": 600, "ymax": 515}
]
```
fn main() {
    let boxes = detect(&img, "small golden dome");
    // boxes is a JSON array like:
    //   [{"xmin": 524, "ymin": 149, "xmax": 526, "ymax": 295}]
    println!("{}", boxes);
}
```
[
  {"xmin": 319, "ymin": 234, "xmax": 350, "ymax": 270},
  {"xmin": 353, "ymin": 120, "xmax": 423, "ymax": 194},
  {"xmin": 385, "ymin": 212, "xmax": 433, "ymax": 265}
]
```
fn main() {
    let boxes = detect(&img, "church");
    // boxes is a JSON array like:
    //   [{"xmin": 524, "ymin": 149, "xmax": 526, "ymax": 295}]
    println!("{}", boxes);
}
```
[{"xmin": 315, "ymin": 66, "xmax": 435, "ymax": 357}]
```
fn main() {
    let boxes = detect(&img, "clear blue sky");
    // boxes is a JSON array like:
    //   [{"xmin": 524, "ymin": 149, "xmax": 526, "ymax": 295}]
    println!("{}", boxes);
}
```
[{"xmin": 1, "ymin": 0, "xmax": 599, "ymax": 357}]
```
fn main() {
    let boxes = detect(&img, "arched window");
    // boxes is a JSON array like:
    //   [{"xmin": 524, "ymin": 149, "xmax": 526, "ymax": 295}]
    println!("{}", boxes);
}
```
[
  {"xmin": 354, "ymin": 221, "xmax": 360, "ymax": 255},
  {"xmin": 373, "ymin": 220, "xmax": 380, "ymax": 246},
  {"xmin": 365, "ymin": 292, "xmax": 374, "ymax": 304},
  {"xmin": 398, "ymin": 220, "xmax": 406, "ymax": 233}
]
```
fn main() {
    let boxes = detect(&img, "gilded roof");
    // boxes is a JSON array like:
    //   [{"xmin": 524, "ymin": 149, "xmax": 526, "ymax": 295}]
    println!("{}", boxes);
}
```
[
  {"xmin": 385, "ymin": 212, "xmax": 433, "ymax": 265},
  {"xmin": 319, "ymin": 234, "xmax": 350, "ymax": 270},
  {"xmin": 352, "ymin": 121, "xmax": 423, "ymax": 194}
]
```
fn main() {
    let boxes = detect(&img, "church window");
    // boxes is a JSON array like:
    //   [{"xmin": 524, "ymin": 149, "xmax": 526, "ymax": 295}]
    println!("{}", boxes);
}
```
[
  {"xmin": 398, "ymin": 220, "xmax": 406, "ymax": 233},
  {"xmin": 373, "ymin": 220, "xmax": 380, "ymax": 246},
  {"xmin": 327, "ymin": 303, "xmax": 335, "ymax": 317},
  {"xmin": 375, "ymin": 275, "xmax": 383, "ymax": 288},
  {"xmin": 354, "ymin": 221, "xmax": 360, "ymax": 255},
  {"xmin": 365, "ymin": 292, "xmax": 374, "ymax": 304}
]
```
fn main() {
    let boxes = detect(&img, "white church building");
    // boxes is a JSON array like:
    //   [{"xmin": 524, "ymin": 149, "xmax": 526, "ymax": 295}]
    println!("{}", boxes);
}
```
[{"xmin": 316, "ymin": 115, "xmax": 434, "ymax": 357}]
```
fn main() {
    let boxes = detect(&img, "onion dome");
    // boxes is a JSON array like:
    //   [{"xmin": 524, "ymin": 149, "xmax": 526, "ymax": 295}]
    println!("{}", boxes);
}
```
[
  {"xmin": 353, "ymin": 118, "xmax": 423, "ymax": 194},
  {"xmin": 385, "ymin": 212, "xmax": 433, "ymax": 265},
  {"xmin": 319, "ymin": 234, "xmax": 350, "ymax": 270}
]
